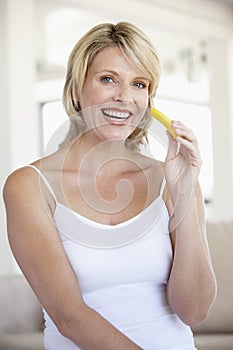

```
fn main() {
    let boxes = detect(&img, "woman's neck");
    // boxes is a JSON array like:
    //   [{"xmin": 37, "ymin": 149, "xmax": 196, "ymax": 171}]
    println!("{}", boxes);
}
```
[{"xmin": 62, "ymin": 132, "xmax": 138, "ymax": 177}]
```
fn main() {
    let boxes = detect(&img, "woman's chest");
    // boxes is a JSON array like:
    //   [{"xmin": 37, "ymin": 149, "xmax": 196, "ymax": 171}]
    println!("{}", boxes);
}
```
[{"xmin": 59, "ymin": 170, "xmax": 160, "ymax": 226}]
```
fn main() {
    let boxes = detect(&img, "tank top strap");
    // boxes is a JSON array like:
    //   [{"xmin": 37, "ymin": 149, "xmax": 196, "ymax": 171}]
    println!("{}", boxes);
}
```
[
  {"xmin": 26, "ymin": 164, "xmax": 58, "ymax": 204},
  {"xmin": 159, "ymin": 177, "xmax": 166, "ymax": 197}
]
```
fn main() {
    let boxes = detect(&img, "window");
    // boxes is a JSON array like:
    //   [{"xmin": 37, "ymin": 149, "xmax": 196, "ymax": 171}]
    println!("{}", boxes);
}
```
[{"xmin": 149, "ymin": 99, "xmax": 214, "ymax": 202}]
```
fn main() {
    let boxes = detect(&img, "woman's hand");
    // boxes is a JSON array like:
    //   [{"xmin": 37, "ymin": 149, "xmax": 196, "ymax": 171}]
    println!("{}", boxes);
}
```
[
  {"xmin": 164, "ymin": 121, "xmax": 202, "ymax": 231},
  {"xmin": 165, "ymin": 120, "xmax": 202, "ymax": 200}
]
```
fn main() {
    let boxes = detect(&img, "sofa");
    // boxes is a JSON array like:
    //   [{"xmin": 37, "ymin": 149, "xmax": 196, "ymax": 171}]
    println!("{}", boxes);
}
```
[
  {"xmin": 0, "ymin": 220, "xmax": 232, "ymax": 350},
  {"xmin": 192, "ymin": 219, "xmax": 233, "ymax": 350},
  {"xmin": 0, "ymin": 274, "xmax": 44, "ymax": 350}
]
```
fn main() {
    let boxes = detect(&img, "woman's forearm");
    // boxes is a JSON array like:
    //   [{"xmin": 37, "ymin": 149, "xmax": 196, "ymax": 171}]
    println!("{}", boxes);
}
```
[
  {"xmin": 167, "ymin": 192, "xmax": 216, "ymax": 326},
  {"xmin": 57, "ymin": 303, "xmax": 142, "ymax": 350}
]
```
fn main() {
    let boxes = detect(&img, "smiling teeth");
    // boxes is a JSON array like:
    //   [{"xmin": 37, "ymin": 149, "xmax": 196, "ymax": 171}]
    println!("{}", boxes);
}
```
[{"xmin": 103, "ymin": 109, "xmax": 130, "ymax": 119}]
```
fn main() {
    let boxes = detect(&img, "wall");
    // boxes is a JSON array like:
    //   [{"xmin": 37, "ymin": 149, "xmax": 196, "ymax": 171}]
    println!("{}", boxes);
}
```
[
  {"xmin": 0, "ymin": 0, "xmax": 14, "ymax": 274},
  {"xmin": 208, "ymin": 38, "xmax": 233, "ymax": 220},
  {"xmin": 0, "ymin": 0, "xmax": 40, "ymax": 274}
]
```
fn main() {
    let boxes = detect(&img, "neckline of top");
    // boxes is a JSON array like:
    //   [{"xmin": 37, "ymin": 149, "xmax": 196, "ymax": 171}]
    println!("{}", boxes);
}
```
[{"xmin": 54, "ymin": 195, "xmax": 165, "ymax": 229}]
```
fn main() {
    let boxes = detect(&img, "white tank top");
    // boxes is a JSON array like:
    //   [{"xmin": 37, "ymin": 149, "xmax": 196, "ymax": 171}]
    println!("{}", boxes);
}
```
[{"xmin": 28, "ymin": 165, "xmax": 197, "ymax": 350}]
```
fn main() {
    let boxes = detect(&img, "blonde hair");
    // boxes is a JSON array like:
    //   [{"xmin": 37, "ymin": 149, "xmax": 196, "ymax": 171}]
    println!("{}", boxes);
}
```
[{"xmin": 61, "ymin": 21, "xmax": 161, "ymax": 150}]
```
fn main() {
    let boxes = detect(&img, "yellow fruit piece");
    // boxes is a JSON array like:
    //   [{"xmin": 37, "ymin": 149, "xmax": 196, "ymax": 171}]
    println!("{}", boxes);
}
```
[{"xmin": 150, "ymin": 107, "xmax": 177, "ymax": 139}]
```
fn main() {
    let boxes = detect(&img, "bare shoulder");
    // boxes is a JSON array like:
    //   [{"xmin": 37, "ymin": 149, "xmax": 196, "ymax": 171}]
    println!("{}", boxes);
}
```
[
  {"xmin": 3, "ymin": 151, "xmax": 59, "ymax": 200},
  {"xmin": 3, "ymin": 164, "xmax": 39, "ymax": 199},
  {"xmin": 3, "ymin": 159, "xmax": 53, "ymax": 214},
  {"xmin": 144, "ymin": 156, "xmax": 165, "ymax": 184},
  {"xmin": 135, "ymin": 151, "xmax": 164, "ymax": 173}
]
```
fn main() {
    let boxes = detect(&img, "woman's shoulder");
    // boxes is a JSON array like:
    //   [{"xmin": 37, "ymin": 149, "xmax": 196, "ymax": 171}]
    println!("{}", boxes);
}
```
[
  {"xmin": 3, "ymin": 154, "xmax": 53, "ymax": 197},
  {"xmin": 136, "ymin": 151, "xmax": 165, "ymax": 174},
  {"xmin": 3, "ymin": 149, "xmax": 66, "ymax": 207},
  {"xmin": 3, "ymin": 161, "xmax": 41, "ymax": 201}
]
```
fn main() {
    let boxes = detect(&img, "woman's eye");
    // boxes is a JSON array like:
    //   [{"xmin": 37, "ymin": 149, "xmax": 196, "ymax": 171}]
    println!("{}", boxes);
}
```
[
  {"xmin": 101, "ymin": 76, "xmax": 113, "ymax": 83},
  {"xmin": 134, "ymin": 82, "xmax": 146, "ymax": 89}
]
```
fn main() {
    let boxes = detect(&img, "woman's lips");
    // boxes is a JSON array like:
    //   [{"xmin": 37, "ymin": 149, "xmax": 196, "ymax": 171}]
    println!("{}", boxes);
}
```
[{"xmin": 101, "ymin": 108, "xmax": 132, "ymax": 125}]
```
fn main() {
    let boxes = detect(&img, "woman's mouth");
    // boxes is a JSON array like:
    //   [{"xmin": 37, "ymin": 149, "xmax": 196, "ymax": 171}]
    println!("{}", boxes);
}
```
[{"xmin": 102, "ymin": 109, "xmax": 132, "ymax": 123}]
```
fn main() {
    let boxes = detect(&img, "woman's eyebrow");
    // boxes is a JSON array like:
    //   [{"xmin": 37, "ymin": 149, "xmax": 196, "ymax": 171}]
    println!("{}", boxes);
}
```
[
  {"xmin": 133, "ymin": 76, "xmax": 150, "ymax": 82},
  {"xmin": 95, "ymin": 70, "xmax": 150, "ymax": 81},
  {"xmin": 95, "ymin": 70, "xmax": 117, "ymax": 75}
]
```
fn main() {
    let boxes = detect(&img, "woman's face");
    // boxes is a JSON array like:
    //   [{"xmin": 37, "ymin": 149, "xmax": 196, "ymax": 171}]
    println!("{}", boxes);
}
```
[{"xmin": 79, "ymin": 46, "xmax": 150, "ymax": 143}]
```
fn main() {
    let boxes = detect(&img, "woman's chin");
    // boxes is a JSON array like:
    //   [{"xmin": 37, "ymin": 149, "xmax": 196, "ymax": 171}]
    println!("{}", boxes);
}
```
[{"xmin": 94, "ymin": 124, "xmax": 135, "ymax": 142}]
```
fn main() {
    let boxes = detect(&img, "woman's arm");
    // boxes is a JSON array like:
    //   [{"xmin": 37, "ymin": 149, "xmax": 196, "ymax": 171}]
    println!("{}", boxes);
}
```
[
  {"xmin": 166, "ymin": 183, "xmax": 216, "ymax": 326},
  {"xmin": 164, "ymin": 122, "xmax": 217, "ymax": 326},
  {"xmin": 3, "ymin": 167, "xmax": 142, "ymax": 350}
]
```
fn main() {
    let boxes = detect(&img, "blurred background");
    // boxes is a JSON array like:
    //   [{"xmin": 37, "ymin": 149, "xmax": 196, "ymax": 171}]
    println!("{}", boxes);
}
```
[{"xmin": 0, "ymin": 0, "xmax": 233, "ymax": 275}]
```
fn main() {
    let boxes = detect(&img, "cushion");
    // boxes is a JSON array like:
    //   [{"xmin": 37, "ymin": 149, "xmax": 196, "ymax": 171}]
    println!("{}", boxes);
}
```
[
  {"xmin": 0, "ymin": 274, "xmax": 43, "ymax": 334},
  {"xmin": 192, "ymin": 220, "xmax": 233, "ymax": 334},
  {"xmin": 194, "ymin": 333, "xmax": 233, "ymax": 350},
  {"xmin": 0, "ymin": 332, "xmax": 44, "ymax": 350}
]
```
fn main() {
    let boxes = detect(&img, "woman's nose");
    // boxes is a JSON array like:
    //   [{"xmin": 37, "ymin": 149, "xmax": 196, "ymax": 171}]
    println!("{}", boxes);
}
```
[{"xmin": 112, "ymin": 83, "xmax": 133, "ymax": 104}]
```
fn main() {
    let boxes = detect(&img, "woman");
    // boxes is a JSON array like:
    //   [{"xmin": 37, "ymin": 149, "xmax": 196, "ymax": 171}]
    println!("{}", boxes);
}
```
[{"xmin": 3, "ymin": 22, "xmax": 216, "ymax": 350}]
